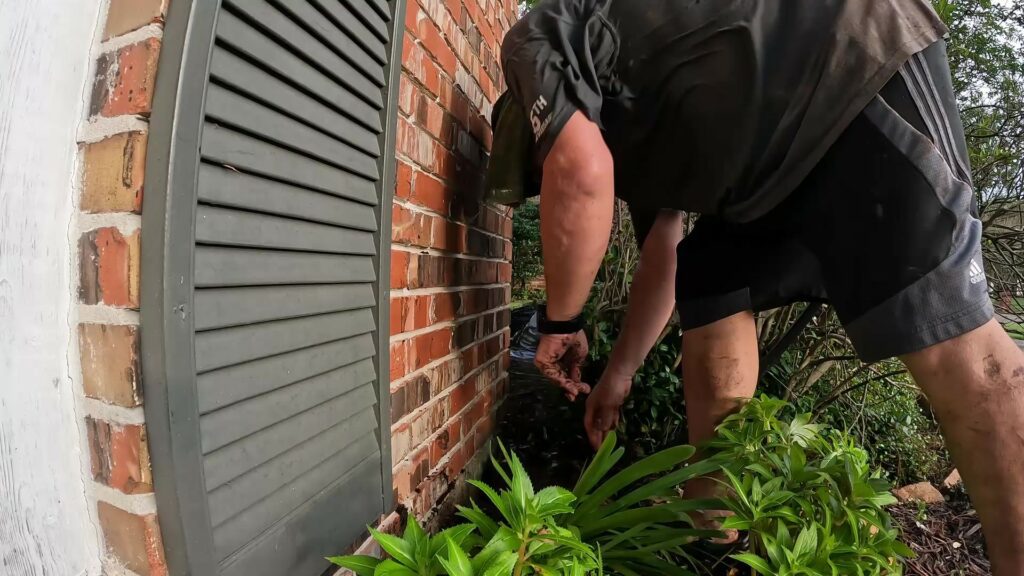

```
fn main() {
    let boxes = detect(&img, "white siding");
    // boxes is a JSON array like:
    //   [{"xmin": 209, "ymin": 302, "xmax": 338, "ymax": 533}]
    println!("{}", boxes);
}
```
[{"xmin": 0, "ymin": 1, "xmax": 106, "ymax": 574}]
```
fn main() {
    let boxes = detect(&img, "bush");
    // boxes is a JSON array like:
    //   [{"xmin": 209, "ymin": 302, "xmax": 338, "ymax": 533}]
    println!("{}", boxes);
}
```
[
  {"xmin": 511, "ymin": 201, "xmax": 543, "ymax": 302},
  {"xmin": 709, "ymin": 396, "xmax": 914, "ymax": 575},
  {"xmin": 331, "ymin": 398, "xmax": 912, "ymax": 576}
]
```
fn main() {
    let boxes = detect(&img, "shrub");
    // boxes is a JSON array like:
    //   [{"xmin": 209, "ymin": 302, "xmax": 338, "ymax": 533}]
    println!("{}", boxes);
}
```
[
  {"xmin": 331, "ymin": 397, "xmax": 912, "ymax": 576},
  {"xmin": 709, "ymin": 396, "xmax": 914, "ymax": 575}
]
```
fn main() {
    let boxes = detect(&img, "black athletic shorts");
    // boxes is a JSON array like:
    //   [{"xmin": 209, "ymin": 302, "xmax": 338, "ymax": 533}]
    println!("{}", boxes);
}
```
[{"xmin": 631, "ymin": 41, "xmax": 992, "ymax": 362}]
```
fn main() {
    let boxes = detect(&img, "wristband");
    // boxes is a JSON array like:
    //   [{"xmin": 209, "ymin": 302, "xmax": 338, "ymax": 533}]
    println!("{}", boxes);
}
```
[{"xmin": 537, "ymin": 304, "xmax": 585, "ymax": 335}]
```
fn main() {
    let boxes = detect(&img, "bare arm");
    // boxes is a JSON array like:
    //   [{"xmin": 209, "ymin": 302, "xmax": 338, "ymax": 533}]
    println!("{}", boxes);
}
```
[
  {"xmin": 585, "ymin": 209, "xmax": 683, "ymax": 447},
  {"xmin": 606, "ymin": 210, "xmax": 684, "ymax": 378},
  {"xmin": 532, "ymin": 110, "xmax": 615, "ymax": 400},
  {"xmin": 540, "ymin": 111, "xmax": 615, "ymax": 321}
]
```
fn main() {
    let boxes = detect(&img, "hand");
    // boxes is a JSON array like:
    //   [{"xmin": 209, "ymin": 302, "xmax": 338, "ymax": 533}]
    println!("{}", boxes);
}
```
[
  {"xmin": 534, "ymin": 331, "xmax": 591, "ymax": 401},
  {"xmin": 585, "ymin": 368, "xmax": 633, "ymax": 449}
]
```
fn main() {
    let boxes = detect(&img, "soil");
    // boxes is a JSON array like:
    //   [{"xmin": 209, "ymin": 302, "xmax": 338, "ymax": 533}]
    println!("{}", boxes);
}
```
[{"xmin": 891, "ymin": 491, "xmax": 991, "ymax": 575}]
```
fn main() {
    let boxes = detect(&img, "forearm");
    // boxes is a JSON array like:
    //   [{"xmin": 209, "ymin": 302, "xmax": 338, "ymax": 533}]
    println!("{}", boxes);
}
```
[
  {"xmin": 540, "ymin": 112, "xmax": 615, "ymax": 320},
  {"xmin": 606, "ymin": 214, "xmax": 681, "ymax": 377}
]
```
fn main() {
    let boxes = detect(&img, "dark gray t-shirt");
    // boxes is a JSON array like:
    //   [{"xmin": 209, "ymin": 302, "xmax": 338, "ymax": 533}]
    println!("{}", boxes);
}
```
[{"xmin": 501, "ymin": 0, "xmax": 948, "ymax": 222}]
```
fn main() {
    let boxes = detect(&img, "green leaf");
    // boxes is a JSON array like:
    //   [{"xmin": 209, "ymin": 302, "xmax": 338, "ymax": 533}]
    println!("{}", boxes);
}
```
[
  {"xmin": 794, "ymin": 525, "xmax": 819, "ymax": 561},
  {"xmin": 535, "ymin": 486, "xmax": 576, "ymax": 517},
  {"xmin": 575, "ymin": 445, "xmax": 695, "ymax": 516},
  {"xmin": 574, "ymin": 432, "xmax": 623, "ymax": 497},
  {"xmin": 479, "ymin": 551, "xmax": 517, "ymax": 576},
  {"xmin": 468, "ymin": 481, "xmax": 513, "ymax": 526},
  {"xmin": 430, "ymin": 524, "xmax": 477, "ymax": 558},
  {"xmin": 471, "ymin": 527, "xmax": 519, "ymax": 572},
  {"xmin": 458, "ymin": 503, "xmax": 499, "ymax": 539},
  {"xmin": 498, "ymin": 441, "xmax": 534, "ymax": 511},
  {"xmin": 732, "ymin": 553, "xmax": 775, "ymax": 574},
  {"xmin": 403, "ymin": 516, "xmax": 430, "ymax": 569},
  {"xmin": 370, "ymin": 528, "xmax": 417, "ymax": 569},
  {"xmin": 438, "ymin": 536, "xmax": 473, "ymax": 576},
  {"xmin": 374, "ymin": 559, "xmax": 418, "ymax": 576},
  {"xmin": 327, "ymin": 555, "xmax": 381, "ymax": 576}
]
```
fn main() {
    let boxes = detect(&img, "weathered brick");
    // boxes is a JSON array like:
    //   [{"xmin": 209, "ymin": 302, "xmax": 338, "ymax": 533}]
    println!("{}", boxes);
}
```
[
  {"xmin": 390, "ymin": 250, "xmax": 410, "ymax": 289},
  {"xmin": 402, "ymin": 38, "xmax": 442, "ymax": 98},
  {"xmin": 79, "ymin": 228, "xmax": 140, "ymax": 308},
  {"xmin": 98, "ymin": 502, "xmax": 167, "ymax": 576},
  {"xmin": 412, "ymin": 172, "xmax": 449, "ymax": 214},
  {"xmin": 396, "ymin": 160, "xmax": 414, "ymax": 200},
  {"xmin": 390, "ymin": 341, "xmax": 407, "ymax": 380},
  {"xmin": 91, "ymin": 38, "xmax": 161, "ymax": 118},
  {"xmin": 87, "ymin": 419, "xmax": 152, "ymax": 494},
  {"xmin": 104, "ymin": 0, "xmax": 167, "ymax": 39},
  {"xmin": 407, "ymin": 2, "xmax": 458, "ymax": 76},
  {"xmin": 79, "ymin": 324, "xmax": 141, "ymax": 407},
  {"xmin": 82, "ymin": 131, "xmax": 147, "ymax": 213}
]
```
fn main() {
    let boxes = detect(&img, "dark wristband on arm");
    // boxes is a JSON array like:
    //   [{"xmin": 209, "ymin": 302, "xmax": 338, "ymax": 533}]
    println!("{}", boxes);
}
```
[{"xmin": 537, "ymin": 304, "xmax": 585, "ymax": 335}]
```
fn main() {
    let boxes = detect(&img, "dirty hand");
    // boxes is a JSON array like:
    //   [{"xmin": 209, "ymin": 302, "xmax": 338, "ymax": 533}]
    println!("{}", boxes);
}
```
[
  {"xmin": 534, "ymin": 331, "xmax": 591, "ymax": 401},
  {"xmin": 585, "ymin": 368, "xmax": 632, "ymax": 449}
]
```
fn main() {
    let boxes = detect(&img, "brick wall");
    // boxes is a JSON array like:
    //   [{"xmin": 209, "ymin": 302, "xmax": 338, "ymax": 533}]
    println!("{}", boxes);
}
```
[
  {"xmin": 388, "ymin": 0, "xmax": 517, "ymax": 526},
  {"xmin": 76, "ymin": 1, "xmax": 169, "ymax": 575}
]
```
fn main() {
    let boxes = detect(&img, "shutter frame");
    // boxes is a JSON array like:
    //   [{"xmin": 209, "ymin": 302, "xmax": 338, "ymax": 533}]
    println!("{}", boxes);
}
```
[{"xmin": 141, "ymin": 0, "xmax": 405, "ymax": 572}]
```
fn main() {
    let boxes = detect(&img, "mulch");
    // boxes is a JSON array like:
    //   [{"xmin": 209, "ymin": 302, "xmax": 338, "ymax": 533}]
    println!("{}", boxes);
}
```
[{"xmin": 890, "ymin": 494, "xmax": 991, "ymax": 576}]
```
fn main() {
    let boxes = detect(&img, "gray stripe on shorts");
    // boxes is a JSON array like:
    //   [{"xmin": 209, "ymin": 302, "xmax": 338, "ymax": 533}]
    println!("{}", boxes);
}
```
[
  {"xmin": 900, "ymin": 51, "xmax": 973, "ymax": 185},
  {"xmin": 844, "ymin": 95, "xmax": 992, "ymax": 361}
]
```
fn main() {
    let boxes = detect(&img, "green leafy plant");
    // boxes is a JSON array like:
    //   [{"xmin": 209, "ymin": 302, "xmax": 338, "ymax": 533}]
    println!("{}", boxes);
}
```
[
  {"xmin": 708, "ymin": 396, "xmax": 914, "ymax": 575},
  {"xmin": 331, "ymin": 435, "xmax": 716, "ymax": 576}
]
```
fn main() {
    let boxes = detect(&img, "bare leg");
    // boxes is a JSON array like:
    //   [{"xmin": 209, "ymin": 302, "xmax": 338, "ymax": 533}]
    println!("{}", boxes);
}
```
[
  {"xmin": 901, "ymin": 319, "xmax": 1024, "ymax": 574},
  {"xmin": 681, "ymin": 311, "xmax": 759, "ymax": 539}
]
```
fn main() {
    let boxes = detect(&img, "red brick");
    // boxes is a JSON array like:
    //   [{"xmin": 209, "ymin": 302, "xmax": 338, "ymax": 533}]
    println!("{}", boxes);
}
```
[
  {"xmin": 414, "ymin": 296, "xmax": 431, "ymax": 328},
  {"xmin": 398, "ymin": 76, "xmax": 416, "ymax": 118},
  {"xmin": 98, "ymin": 502, "xmax": 167, "ymax": 576},
  {"xmin": 412, "ymin": 172, "xmax": 449, "ymax": 214},
  {"xmin": 498, "ymin": 261, "xmax": 512, "ymax": 283},
  {"xmin": 431, "ymin": 291, "xmax": 459, "ymax": 323},
  {"xmin": 82, "ymin": 131, "xmax": 147, "ymax": 213},
  {"xmin": 87, "ymin": 418, "xmax": 152, "ymax": 494},
  {"xmin": 79, "ymin": 324, "xmax": 141, "ymax": 407},
  {"xmin": 428, "ymin": 428, "xmax": 453, "ymax": 468},
  {"xmin": 79, "ymin": 228, "xmax": 140, "ymax": 308},
  {"xmin": 396, "ymin": 160, "xmax": 414, "ymax": 199},
  {"xmin": 390, "ymin": 300, "xmax": 404, "ymax": 335},
  {"xmin": 390, "ymin": 341, "xmax": 407, "ymax": 380},
  {"xmin": 449, "ymin": 379, "xmax": 476, "ymax": 414},
  {"xmin": 397, "ymin": 117, "xmax": 453, "ymax": 177},
  {"xmin": 104, "ymin": 0, "xmax": 166, "ymax": 39},
  {"xmin": 416, "ymin": 94, "xmax": 451, "ymax": 146},
  {"xmin": 91, "ymin": 38, "xmax": 161, "ymax": 118},
  {"xmin": 407, "ymin": 2, "xmax": 458, "ymax": 76},
  {"xmin": 390, "ymin": 250, "xmax": 409, "ymax": 289},
  {"xmin": 402, "ymin": 39, "xmax": 442, "ymax": 97}
]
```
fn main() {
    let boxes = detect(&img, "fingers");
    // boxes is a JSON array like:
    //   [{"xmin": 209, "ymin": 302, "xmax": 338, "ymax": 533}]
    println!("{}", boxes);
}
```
[{"xmin": 585, "ymin": 394, "xmax": 618, "ymax": 450}]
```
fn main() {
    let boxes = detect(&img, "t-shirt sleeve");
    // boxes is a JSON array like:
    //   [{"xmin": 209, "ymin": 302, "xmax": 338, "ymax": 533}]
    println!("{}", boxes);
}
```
[{"xmin": 501, "ymin": 0, "xmax": 616, "ymax": 165}]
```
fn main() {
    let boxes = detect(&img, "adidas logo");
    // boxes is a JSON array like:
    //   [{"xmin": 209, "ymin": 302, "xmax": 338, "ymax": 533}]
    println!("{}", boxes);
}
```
[{"xmin": 969, "ymin": 259, "xmax": 985, "ymax": 285}]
